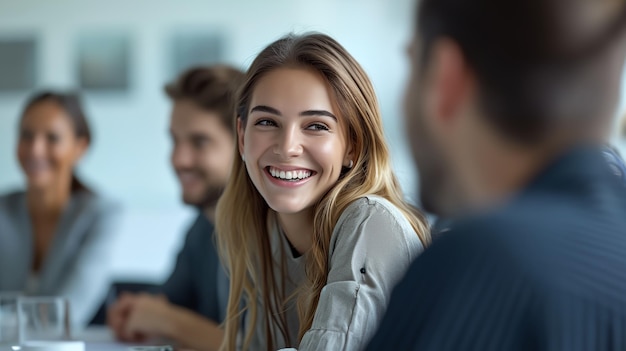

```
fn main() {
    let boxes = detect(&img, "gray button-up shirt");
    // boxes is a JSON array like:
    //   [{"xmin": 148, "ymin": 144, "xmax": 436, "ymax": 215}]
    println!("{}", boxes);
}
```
[{"xmin": 246, "ymin": 195, "xmax": 424, "ymax": 351}]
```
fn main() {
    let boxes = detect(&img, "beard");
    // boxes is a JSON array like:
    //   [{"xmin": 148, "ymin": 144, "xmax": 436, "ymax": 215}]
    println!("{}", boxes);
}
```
[
  {"xmin": 411, "ymin": 126, "xmax": 450, "ymax": 216},
  {"xmin": 192, "ymin": 184, "xmax": 225, "ymax": 210},
  {"xmin": 178, "ymin": 168, "xmax": 227, "ymax": 210},
  {"xmin": 181, "ymin": 183, "xmax": 225, "ymax": 209},
  {"xmin": 405, "ymin": 85, "xmax": 455, "ymax": 217}
]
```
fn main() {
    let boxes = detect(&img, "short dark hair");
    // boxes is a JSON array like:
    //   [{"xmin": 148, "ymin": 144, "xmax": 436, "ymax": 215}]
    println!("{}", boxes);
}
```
[
  {"xmin": 21, "ymin": 91, "xmax": 92, "ymax": 192},
  {"xmin": 417, "ymin": 0, "xmax": 626, "ymax": 143},
  {"xmin": 165, "ymin": 65, "xmax": 245, "ymax": 134}
]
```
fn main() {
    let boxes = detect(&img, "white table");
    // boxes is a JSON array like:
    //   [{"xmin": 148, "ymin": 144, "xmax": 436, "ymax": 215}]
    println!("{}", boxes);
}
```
[
  {"xmin": 9, "ymin": 327, "xmax": 172, "ymax": 351},
  {"xmin": 75, "ymin": 327, "xmax": 136, "ymax": 351}
]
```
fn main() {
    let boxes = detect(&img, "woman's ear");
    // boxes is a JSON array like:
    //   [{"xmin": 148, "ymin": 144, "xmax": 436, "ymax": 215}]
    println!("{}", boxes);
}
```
[
  {"xmin": 344, "ymin": 142, "xmax": 355, "ymax": 168},
  {"xmin": 237, "ymin": 117, "xmax": 245, "ymax": 158}
]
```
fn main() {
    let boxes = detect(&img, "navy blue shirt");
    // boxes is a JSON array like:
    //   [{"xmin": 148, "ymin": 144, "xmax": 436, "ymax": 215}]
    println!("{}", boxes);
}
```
[
  {"xmin": 367, "ymin": 146, "xmax": 626, "ymax": 350},
  {"xmin": 160, "ymin": 214, "xmax": 227, "ymax": 323}
]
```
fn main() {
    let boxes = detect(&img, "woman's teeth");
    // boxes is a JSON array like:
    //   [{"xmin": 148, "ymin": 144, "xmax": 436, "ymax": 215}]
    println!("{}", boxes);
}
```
[{"xmin": 268, "ymin": 167, "xmax": 312, "ymax": 181}]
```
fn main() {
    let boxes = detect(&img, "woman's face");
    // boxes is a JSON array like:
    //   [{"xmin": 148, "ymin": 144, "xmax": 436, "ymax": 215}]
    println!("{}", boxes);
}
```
[
  {"xmin": 239, "ymin": 67, "xmax": 352, "ymax": 215},
  {"xmin": 17, "ymin": 100, "xmax": 87, "ymax": 191}
]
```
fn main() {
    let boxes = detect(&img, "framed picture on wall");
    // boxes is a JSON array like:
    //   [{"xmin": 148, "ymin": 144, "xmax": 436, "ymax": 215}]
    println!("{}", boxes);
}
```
[
  {"xmin": 0, "ymin": 36, "xmax": 37, "ymax": 92},
  {"xmin": 168, "ymin": 31, "xmax": 226, "ymax": 80},
  {"xmin": 76, "ymin": 33, "xmax": 131, "ymax": 92}
]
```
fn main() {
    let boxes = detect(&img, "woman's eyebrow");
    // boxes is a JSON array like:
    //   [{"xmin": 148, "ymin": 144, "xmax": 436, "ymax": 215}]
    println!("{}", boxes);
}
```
[
  {"xmin": 300, "ymin": 110, "xmax": 337, "ymax": 121},
  {"xmin": 250, "ymin": 105, "xmax": 282, "ymax": 115},
  {"xmin": 250, "ymin": 105, "xmax": 337, "ymax": 121}
]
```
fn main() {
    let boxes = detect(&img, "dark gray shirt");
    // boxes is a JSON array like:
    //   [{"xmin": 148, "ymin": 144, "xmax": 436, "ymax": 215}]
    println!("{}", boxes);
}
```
[
  {"xmin": 160, "ymin": 214, "xmax": 228, "ymax": 323},
  {"xmin": 367, "ymin": 146, "xmax": 626, "ymax": 351}
]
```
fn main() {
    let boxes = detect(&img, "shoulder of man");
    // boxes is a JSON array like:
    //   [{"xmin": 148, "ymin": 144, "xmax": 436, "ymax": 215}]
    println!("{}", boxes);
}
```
[{"xmin": 0, "ymin": 190, "xmax": 25, "ymax": 211}]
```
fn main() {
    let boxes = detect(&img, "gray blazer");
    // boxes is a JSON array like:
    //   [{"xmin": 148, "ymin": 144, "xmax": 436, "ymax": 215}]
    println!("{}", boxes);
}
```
[{"xmin": 0, "ymin": 190, "xmax": 120, "ymax": 328}]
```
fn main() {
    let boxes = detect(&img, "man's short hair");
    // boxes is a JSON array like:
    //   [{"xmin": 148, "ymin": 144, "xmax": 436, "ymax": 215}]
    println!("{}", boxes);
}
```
[
  {"xmin": 165, "ymin": 65, "xmax": 245, "ymax": 134},
  {"xmin": 417, "ymin": 0, "xmax": 626, "ymax": 143}
]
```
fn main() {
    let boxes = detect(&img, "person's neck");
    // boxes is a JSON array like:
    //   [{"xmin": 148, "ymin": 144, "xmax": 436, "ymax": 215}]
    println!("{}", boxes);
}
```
[
  {"xmin": 453, "ymin": 118, "xmax": 610, "ymax": 215},
  {"xmin": 27, "ymin": 181, "xmax": 71, "ymax": 218},
  {"xmin": 203, "ymin": 205, "xmax": 216, "ymax": 223},
  {"xmin": 457, "ymin": 133, "xmax": 563, "ymax": 215},
  {"xmin": 276, "ymin": 209, "xmax": 315, "ymax": 255}
]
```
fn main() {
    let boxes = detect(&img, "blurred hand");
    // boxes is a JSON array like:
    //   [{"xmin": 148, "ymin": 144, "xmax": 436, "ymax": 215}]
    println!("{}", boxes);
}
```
[
  {"xmin": 122, "ymin": 293, "xmax": 173, "ymax": 341},
  {"xmin": 107, "ymin": 292, "xmax": 140, "ymax": 342}
]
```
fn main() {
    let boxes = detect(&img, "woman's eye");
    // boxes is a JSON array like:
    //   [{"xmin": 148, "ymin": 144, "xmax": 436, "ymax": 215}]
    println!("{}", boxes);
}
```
[
  {"xmin": 255, "ymin": 119, "xmax": 277, "ymax": 127},
  {"xmin": 20, "ymin": 131, "xmax": 33, "ymax": 141},
  {"xmin": 307, "ymin": 123, "xmax": 329, "ymax": 131},
  {"xmin": 192, "ymin": 137, "xmax": 210, "ymax": 149},
  {"xmin": 47, "ymin": 133, "xmax": 60, "ymax": 143}
]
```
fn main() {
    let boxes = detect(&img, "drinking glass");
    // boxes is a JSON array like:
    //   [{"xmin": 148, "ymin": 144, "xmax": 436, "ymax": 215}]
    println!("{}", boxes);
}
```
[
  {"xmin": 18, "ymin": 297, "xmax": 70, "ymax": 342},
  {"xmin": 0, "ymin": 293, "xmax": 21, "ymax": 350}
]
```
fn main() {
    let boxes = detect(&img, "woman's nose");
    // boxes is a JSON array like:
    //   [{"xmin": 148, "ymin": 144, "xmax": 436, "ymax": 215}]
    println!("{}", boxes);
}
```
[{"xmin": 274, "ymin": 125, "xmax": 303, "ymax": 159}]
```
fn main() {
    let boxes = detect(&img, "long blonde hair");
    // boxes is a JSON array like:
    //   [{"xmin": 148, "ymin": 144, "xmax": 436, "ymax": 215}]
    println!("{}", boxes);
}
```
[{"xmin": 216, "ymin": 33, "xmax": 430, "ymax": 351}]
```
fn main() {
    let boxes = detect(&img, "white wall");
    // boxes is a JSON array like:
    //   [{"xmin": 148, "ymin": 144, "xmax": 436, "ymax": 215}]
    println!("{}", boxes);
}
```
[{"xmin": 0, "ymin": 0, "xmax": 418, "ymax": 282}]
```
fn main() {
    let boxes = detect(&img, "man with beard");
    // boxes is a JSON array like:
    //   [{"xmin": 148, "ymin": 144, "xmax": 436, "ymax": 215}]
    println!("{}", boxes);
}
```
[
  {"xmin": 107, "ymin": 66, "xmax": 244, "ymax": 351},
  {"xmin": 366, "ymin": 0, "xmax": 626, "ymax": 350}
]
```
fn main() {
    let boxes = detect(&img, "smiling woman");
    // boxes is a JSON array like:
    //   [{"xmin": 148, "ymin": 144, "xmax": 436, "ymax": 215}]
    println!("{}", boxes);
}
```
[
  {"xmin": 0, "ymin": 91, "xmax": 120, "ymax": 329},
  {"xmin": 241, "ymin": 67, "xmax": 350, "ymax": 242},
  {"xmin": 216, "ymin": 33, "xmax": 431, "ymax": 351}
]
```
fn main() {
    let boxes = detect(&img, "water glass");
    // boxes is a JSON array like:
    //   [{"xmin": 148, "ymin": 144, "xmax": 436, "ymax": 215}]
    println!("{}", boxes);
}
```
[
  {"xmin": 18, "ymin": 297, "xmax": 70, "ymax": 342},
  {"xmin": 0, "ymin": 293, "xmax": 21, "ymax": 349}
]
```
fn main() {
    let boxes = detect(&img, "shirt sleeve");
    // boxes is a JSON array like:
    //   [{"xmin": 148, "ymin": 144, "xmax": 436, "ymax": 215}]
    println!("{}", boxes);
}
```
[
  {"xmin": 160, "ymin": 219, "xmax": 199, "ymax": 310},
  {"xmin": 298, "ymin": 198, "xmax": 424, "ymax": 351},
  {"xmin": 56, "ymin": 199, "xmax": 121, "ymax": 328}
]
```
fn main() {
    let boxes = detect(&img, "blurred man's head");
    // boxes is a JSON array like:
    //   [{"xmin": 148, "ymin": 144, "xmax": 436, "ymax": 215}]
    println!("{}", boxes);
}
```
[
  {"xmin": 166, "ymin": 65, "xmax": 244, "ymax": 209},
  {"xmin": 406, "ymin": 0, "xmax": 626, "ymax": 216}
]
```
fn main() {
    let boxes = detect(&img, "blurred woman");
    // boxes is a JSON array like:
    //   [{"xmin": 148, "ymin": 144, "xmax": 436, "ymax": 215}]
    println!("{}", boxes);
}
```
[
  {"xmin": 216, "ymin": 33, "xmax": 430, "ymax": 351},
  {"xmin": 0, "ymin": 91, "xmax": 119, "ymax": 328}
]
